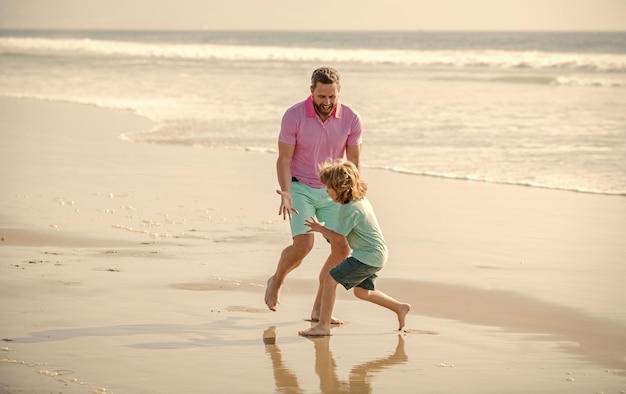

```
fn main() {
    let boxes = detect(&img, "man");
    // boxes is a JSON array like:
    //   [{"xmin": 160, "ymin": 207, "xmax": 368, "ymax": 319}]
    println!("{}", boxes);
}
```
[{"xmin": 265, "ymin": 67, "xmax": 363, "ymax": 321}]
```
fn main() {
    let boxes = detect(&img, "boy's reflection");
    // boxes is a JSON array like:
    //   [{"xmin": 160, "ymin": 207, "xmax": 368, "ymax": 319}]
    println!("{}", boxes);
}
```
[{"xmin": 263, "ymin": 327, "xmax": 408, "ymax": 393}]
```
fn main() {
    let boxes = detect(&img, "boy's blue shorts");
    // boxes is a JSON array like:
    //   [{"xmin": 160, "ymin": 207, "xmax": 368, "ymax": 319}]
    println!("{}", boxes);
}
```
[
  {"xmin": 289, "ymin": 180, "xmax": 339, "ymax": 236},
  {"xmin": 330, "ymin": 256, "xmax": 381, "ymax": 291}
]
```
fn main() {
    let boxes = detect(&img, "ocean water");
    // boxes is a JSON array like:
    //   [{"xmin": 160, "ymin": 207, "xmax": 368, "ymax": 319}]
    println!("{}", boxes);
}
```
[{"xmin": 1, "ymin": 30, "xmax": 625, "ymax": 196}]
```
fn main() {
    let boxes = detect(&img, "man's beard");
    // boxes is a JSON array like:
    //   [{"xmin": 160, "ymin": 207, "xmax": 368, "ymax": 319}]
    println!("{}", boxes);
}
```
[{"xmin": 315, "ymin": 103, "xmax": 334, "ymax": 117}]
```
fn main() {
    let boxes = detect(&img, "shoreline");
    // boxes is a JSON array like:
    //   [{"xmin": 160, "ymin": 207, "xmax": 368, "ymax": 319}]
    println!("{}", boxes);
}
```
[
  {"xmin": 1, "ymin": 97, "xmax": 624, "ymax": 393},
  {"xmin": 3, "ymin": 94, "xmax": 625, "ymax": 199}
]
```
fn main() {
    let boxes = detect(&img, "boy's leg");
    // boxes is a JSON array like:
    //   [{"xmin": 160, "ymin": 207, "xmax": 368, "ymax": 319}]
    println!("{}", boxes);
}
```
[
  {"xmin": 353, "ymin": 287, "xmax": 411, "ymax": 331},
  {"xmin": 310, "ymin": 336, "xmax": 341, "ymax": 392},
  {"xmin": 310, "ymin": 237, "xmax": 350, "ymax": 323},
  {"xmin": 299, "ymin": 273, "xmax": 339, "ymax": 336},
  {"xmin": 310, "ymin": 195, "xmax": 345, "ymax": 321}
]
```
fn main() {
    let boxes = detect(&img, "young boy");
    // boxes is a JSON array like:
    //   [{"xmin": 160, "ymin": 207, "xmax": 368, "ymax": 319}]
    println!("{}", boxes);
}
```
[{"xmin": 299, "ymin": 159, "xmax": 411, "ymax": 336}]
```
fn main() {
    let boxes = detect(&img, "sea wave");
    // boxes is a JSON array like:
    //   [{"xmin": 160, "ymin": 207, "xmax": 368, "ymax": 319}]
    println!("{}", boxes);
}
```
[
  {"xmin": 552, "ymin": 75, "xmax": 626, "ymax": 87},
  {"xmin": 375, "ymin": 165, "xmax": 626, "ymax": 197},
  {"xmin": 2, "ymin": 37, "xmax": 626, "ymax": 72},
  {"xmin": 489, "ymin": 75, "xmax": 625, "ymax": 87}
]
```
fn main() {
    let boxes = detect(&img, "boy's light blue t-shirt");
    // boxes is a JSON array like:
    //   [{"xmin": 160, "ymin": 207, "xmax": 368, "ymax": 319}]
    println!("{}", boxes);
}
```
[{"xmin": 334, "ymin": 197, "xmax": 388, "ymax": 268}]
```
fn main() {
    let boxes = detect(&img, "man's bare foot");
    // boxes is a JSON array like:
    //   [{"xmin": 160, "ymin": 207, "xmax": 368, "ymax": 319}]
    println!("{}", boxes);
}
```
[
  {"xmin": 309, "ymin": 315, "xmax": 344, "ymax": 325},
  {"xmin": 264, "ymin": 276, "xmax": 280, "ymax": 311},
  {"xmin": 299, "ymin": 324, "xmax": 331, "ymax": 337},
  {"xmin": 263, "ymin": 326, "xmax": 277, "ymax": 345},
  {"xmin": 397, "ymin": 303, "xmax": 411, "ymax": 331}
]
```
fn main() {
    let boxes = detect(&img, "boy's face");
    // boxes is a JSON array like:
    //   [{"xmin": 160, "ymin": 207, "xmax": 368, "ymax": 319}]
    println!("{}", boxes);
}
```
[{"xmin": 326, "ymin": 187, "xmax": 339, "ymax": 203}]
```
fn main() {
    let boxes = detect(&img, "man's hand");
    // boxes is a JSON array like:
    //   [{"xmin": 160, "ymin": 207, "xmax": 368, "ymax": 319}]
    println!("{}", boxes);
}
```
[
  {"xmin": 304, "ymin": 216, "xmax": 325, "ymax": 233},
  {"xmin": 276, "ymin": 190, "xmax": 299, "ymax": 220}
]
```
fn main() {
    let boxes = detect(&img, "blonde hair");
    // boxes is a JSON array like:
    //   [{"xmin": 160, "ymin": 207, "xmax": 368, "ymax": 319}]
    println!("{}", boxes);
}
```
[{"xmin": 319, "ymin": 159, "xmax": 367, "ymax": 204}]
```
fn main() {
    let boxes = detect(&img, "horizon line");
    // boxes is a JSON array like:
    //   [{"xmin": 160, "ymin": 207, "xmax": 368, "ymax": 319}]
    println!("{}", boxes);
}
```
[{"xmin": 1, "ymin": 27, "xmax": 625, "ymax": 33}]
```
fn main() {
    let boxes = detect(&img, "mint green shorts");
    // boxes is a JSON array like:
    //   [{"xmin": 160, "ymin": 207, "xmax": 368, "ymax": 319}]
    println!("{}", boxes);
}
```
[{"xmin": 290, "ymin": 180, "xmax": 339, "ymax": 237}]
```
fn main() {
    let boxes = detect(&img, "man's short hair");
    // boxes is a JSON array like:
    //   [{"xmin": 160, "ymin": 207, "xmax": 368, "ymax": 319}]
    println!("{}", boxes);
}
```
[{"xmin": 311, "ymin": 67, "xmax": 340, "ymax": 88}]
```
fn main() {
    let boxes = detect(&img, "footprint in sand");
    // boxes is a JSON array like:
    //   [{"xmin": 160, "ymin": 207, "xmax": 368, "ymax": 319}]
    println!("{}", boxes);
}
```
[{"xmin": 402, "ymin": 328, "xmax": 438, "ymax": 335}]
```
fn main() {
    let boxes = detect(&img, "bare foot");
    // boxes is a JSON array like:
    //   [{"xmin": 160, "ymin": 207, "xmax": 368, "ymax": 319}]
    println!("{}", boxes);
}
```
[
  {"xmin": 262, "ymin": 326, "xmax": 277, "ymax": 345},
  {"xmin": 299, "ymin": 324, "xmax": 331, "ymax": 337},
  {"xmin": 264, "ymin": 276, "xmax": 280, "ymax": 311},
  {"xmin": 309, "ymin": 315, "xmax": 344, "ymax": 325},
  {"xmin": 397, "ymin": 303, "xmax": 411, "ymax": 331}
]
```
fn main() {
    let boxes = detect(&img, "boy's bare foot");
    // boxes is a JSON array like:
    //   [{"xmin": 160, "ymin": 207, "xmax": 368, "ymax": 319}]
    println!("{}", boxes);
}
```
[
  {"xmin": 264, "ymin": 276, "xmax": 280, "ymax": 311},
  {"xmin": 309, "ymin": 315, "xmax": 344, "ymax": 325},
  {"xmin": 299, "ymin": 324, "xmax": 331, "ymax": 337},
  {"xmin": 397, "ymin": 303, "xmax": 411, "ymax": 331}
]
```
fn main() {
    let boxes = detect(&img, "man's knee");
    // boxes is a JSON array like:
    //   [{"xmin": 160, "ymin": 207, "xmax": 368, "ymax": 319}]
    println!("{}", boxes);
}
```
[{"xmin": 292, "ymin": 234, "xmax": 314, "ymax": 259}]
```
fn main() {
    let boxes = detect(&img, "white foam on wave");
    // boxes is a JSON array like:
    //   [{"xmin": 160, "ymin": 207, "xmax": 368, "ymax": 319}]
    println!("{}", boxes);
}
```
[
  {"xmin": 2, "ymin": 36, "xmax": 626, "ymax": 72},
  {"xmin": 245, "ymin": 146, "xmax": 276, "ymax": 154},
  {"xmin": 376, "ymin": 165, "xmax": 626, "ymax": 197},
  {"xmin": 552, "ymin": 75, "xmax": 626, "ymax": 87}
]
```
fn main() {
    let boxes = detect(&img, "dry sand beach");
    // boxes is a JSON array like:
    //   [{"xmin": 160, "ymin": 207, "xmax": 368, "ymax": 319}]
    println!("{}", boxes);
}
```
[{"xmin": 1, "ymin": 97, "xmax": 625, "ymax": 393}]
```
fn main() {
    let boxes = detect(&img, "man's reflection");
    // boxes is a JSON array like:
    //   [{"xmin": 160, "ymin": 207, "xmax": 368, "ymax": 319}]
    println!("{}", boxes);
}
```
[
  {"xmin": 263, "ymin": 327, "xmax": 301, "ymax": 393},
  {"xmin": 263, "ymin": 327, "xmax": 408, "ymax": 393}
]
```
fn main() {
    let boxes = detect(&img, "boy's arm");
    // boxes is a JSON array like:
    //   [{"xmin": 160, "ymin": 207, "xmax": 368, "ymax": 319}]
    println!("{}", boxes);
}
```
[{"xmin": 304, "ymin": 216, "xmax": 348, "ymax": 245}]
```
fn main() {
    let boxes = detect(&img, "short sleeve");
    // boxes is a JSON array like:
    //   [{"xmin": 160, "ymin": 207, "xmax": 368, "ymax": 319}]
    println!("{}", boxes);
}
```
[
  {"xmin": 335, "ymin": 205, "xmax": 359, "ymax": 236},
  {"xmin": 278, "ymin": 109, "xmax": 298, "ymax": 145},
  {"xmin": 347, "ymin": 111, "xmax": 363, "ymax": 146}
]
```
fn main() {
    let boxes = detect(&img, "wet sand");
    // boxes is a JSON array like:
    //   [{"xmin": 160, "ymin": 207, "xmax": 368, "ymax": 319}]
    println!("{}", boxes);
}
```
[{"xmin": 1, "ymin": 98, "xmax": 625, "ymax": 393}]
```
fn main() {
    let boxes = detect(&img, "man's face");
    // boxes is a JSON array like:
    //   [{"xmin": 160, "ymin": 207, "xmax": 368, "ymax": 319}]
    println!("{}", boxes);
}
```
[{"xmin": 310, "ymin": 82, "xmax": 339, "ymax": 119}]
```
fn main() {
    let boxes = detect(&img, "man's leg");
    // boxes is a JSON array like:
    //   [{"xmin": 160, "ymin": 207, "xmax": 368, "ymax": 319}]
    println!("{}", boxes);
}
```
[
  {"xmin": 263, "ymin": 327, "xmax": 301, "ymax": 390},
  {"xmin": 265, "ymin": 233, "xmax": 314, "ymax": 311}
]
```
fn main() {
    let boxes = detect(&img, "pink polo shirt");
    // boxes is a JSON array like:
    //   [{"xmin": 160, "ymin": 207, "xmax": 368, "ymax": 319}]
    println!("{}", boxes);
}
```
[{"xmin": 279, "ymin": 96, "xmax": 363, "ymax": 188}]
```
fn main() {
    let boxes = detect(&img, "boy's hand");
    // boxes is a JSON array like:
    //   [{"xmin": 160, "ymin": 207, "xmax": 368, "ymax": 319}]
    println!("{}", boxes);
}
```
[{"xmin": 304, "ymin": 216, "xmax": 325, "ymax": 233}]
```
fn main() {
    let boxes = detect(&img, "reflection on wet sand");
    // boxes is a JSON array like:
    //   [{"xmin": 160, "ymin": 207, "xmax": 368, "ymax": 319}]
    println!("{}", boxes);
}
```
[
  {"xmin": 263, "ymin": 327, "xmax": 408, "ymax": 393},
  {"xmin": 263, "ymin": 327, "xmax": 301, "ymax": 392}
]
